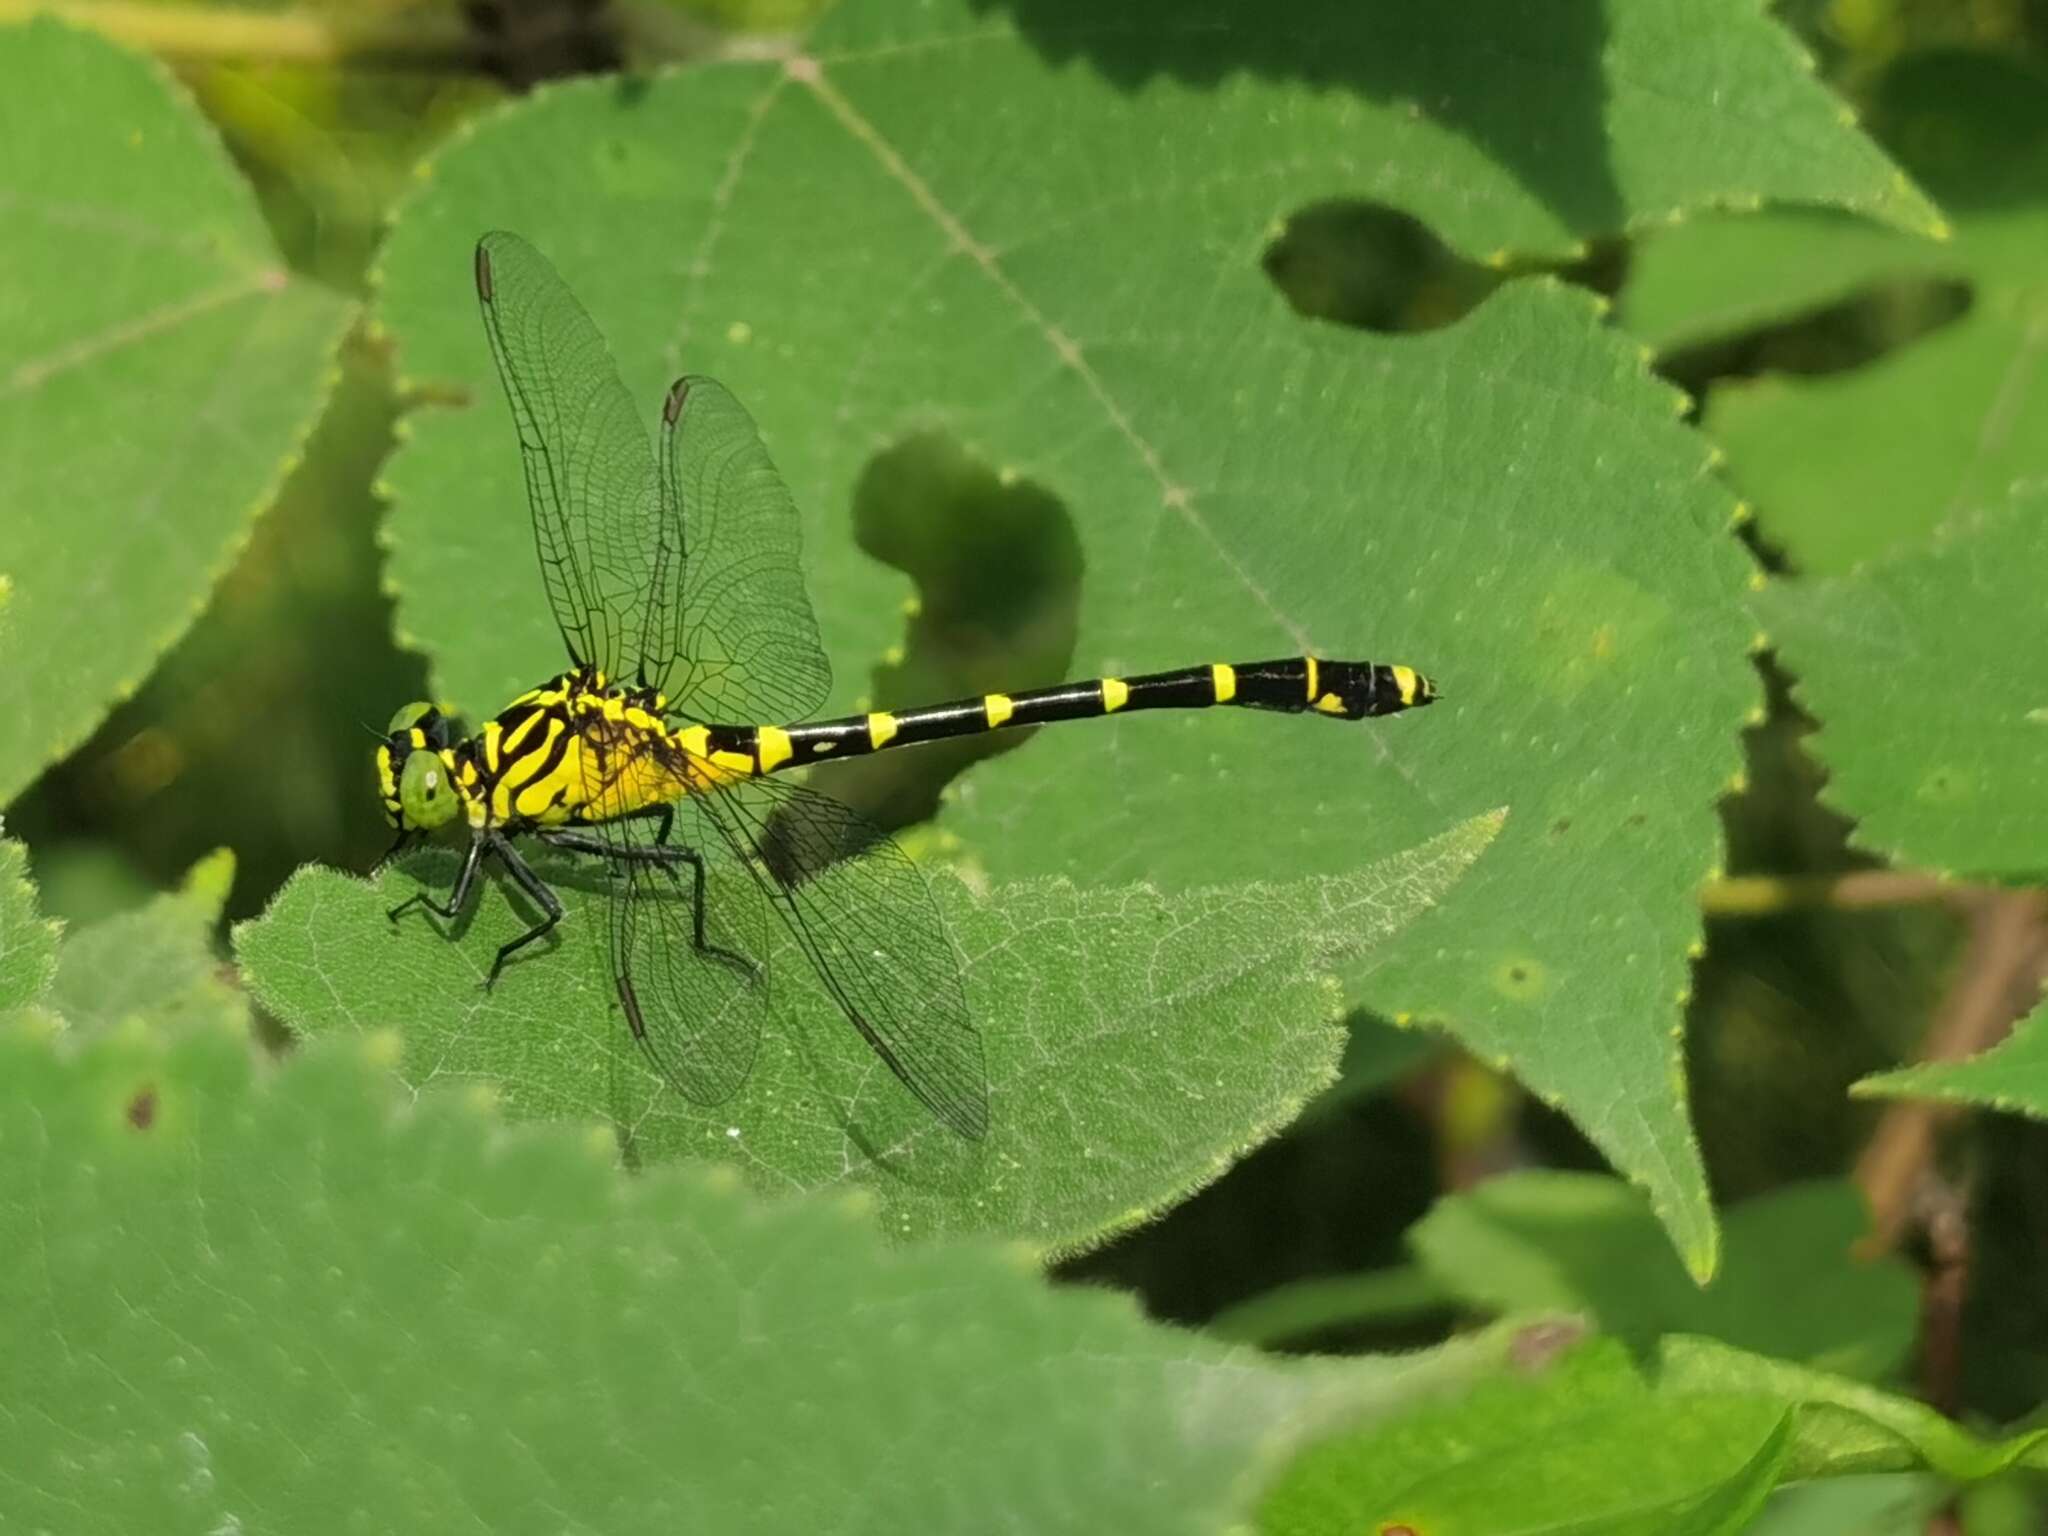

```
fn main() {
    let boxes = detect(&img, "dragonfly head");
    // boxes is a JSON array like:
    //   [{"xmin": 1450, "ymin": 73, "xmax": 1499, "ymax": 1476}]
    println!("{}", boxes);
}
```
[{"xmin": 377, "ymin": 701, "xmax": 461, "ymax": 832}]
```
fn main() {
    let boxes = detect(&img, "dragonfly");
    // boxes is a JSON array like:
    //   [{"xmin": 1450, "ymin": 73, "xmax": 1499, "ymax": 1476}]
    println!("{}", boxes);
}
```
[{"xmin": 376, "ymin": 230, "xmax": 1438, "ymax": 1140}]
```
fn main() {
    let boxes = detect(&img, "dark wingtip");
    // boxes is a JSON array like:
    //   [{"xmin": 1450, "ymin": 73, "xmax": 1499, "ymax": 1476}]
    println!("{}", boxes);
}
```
[
  {"xmin": 663, "ymin": 377, "xmax": 690, "ymax": 427},
  {"xmin": 473, "ymin": 241, "xmax": 494, "ymax": 302}
]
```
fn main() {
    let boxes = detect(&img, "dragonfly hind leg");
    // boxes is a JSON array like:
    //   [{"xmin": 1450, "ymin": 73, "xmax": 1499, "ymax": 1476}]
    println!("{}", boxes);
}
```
[{"xmin": 538, "ymin": 827, "xmax": 763, "ymax": 984}]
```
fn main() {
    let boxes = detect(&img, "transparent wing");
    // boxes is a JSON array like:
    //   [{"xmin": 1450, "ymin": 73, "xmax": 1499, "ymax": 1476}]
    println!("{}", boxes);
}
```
[
  {"xmin": 692, "ymin": 774, "xmax": 988, "ymax": 1140},
  {"xmin": 474, "ymin": 230, "xmax": 661, "ymax": 678},
  {"xmin": 655, "ymin": 376, "xmax": 832, "ymax": 725},
  {"xmin": 597, "ymin": 799, "xmax": 771, "ymax": 1108}
]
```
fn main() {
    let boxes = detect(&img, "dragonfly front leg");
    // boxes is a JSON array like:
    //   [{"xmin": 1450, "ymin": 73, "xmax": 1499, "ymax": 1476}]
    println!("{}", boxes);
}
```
[{"xmin": 387, "ymin": 836, "xmax": 485, "ymax": 926}]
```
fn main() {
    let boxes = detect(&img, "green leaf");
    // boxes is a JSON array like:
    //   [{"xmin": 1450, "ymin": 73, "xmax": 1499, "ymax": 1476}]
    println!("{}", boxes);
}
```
[
  {"xmin": 1752, "ymin": 483, "xmax": 2048, "ymax": 878},
  {"xmin": 240, "ymin": 812, "xmax": 1499, "ymax": 1252},
  {"xmin": 0, "ymin": 1015, "xmax": 1528, "ymax": 1534},
  {"xmin": 0, "ymin": 17, "xmax": 355, "ymax": 802},
  {"xmin": 46, "ymin": 849, "xmax": 241, "ymax": 1035},
  {"xmin": 1855, "ymin": 995, "xmax": 2048, "ymax": 1122},
  {"xmin": 1409, "ymin": 1173, "xmax": 1917, "ymax": 1382},
  {"xmin": 1655, "ymin": 1337, "xmax": 2048, "ymax": 1483},
  {"xmin": 1745, "ymin": 1474, "xmax": 1948, "ymax": 1536},
  {"xmin": 375, "ymin": 0, "xmax": 1928, "ymax": 1276},
  {"xmin": 1259, "ymin": 1335, "xmax": 1792, "ymax": 1536},
  {"xmin": 0, "ymin": 824, "xmax": 61, "ymax": 1013},
  {"xmin": 1625, "ymin": 51, "xmax": 2048, "ymax": 573}
]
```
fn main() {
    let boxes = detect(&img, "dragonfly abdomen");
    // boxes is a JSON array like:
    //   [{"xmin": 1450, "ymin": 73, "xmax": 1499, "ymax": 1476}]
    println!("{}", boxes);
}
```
[{"xmin": 715, "ymin": 656, "xmax": 1436, "ymax": 775}]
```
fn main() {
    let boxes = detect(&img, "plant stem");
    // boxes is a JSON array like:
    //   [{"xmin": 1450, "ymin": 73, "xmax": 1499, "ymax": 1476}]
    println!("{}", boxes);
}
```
[
  {"xmin": 1700, "ymin": 869, "xmax": 1957, "ymax": 916},
  {"xmin": 7, "ymin": 3, "xmax": 480, "ymax": 65}
]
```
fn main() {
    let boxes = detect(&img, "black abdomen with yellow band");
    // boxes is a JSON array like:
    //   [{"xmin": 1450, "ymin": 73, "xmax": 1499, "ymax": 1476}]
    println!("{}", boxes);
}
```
[{"xmin": 716, "ymin": 656, "xmax": 1435, "ymax": 776}]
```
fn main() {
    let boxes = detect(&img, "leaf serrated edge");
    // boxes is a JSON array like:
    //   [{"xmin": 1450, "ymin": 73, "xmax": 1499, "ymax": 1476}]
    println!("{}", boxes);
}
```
[
  {"xmin": 0, "ymin": 824, "xmax": 64, "ymax": 1012},
  {"xmin": 1745, "ymin": 490, "xmax": 2042, "ymax": 880}
]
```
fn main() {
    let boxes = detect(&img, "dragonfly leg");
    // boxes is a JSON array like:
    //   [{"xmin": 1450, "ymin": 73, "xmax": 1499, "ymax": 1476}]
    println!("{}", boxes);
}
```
[
  {"xmin": 387, "ymin": 836, "xmax": 484, "ymax": 925},
  {"xmin": 485, "ymin": 834, "xmax": 565, "ymax": 988},
  {"xmin": 613, "ymin": 802, "xmax": 674, "ymax": 845},
  {"xmin": 538, "ymin": 827, "xmax": 760, "ymax": 984}
]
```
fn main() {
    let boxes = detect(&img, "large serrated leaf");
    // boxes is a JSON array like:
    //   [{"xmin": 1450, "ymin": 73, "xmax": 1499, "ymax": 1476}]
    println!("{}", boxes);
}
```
[
  {"xmin": 239, "ymin": 812, "xmax": 1499, "ymax": 1252},
  {"xmin": 0, "ymin": 18, "xmax": 356, "ymax": 802},
  {"xmin": 374, "ymin": 0, "xmax": 1932, "ymax": 1273},
  {"xmin": 1752, "ymin": 484, "xmax": 2048, "ymax": 878},
  {"xmin": 0, "ymin": 1017, "xmax": 1523, "ymax": 1535}
]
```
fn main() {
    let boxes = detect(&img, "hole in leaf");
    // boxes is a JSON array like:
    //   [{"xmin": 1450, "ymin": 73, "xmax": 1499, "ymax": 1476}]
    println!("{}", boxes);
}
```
[
  {"xmin": 1265, "ymin": 200, "xmax": 1505, "ymax": 334},
  {"xmin": 1263, "ymin": 200, "xmax": 1619, "ymax": 334},
  {"xmin": 816, "ymin": 434, "xmax": 1081, "ymax": 834}
]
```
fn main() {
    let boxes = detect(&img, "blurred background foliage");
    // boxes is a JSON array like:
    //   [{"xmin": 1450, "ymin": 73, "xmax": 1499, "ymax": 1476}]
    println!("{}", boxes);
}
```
[{"xmin": 7, "ymin": 0, "xmax": 2047, "ymax": 1465}]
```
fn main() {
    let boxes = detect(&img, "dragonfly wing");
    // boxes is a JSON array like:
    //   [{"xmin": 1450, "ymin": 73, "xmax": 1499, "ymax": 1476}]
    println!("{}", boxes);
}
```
[
  {"xmin": 655, "ymin": 376, "xmax": 833, "ymax": 725},
  {"xmin": 692, "ymin": 774, "xmax": 988, "ymax": 1140},
  {"xmin": 474, "ymin": 230, "xmax": 660, "ymax": 679},
  {"xmin": 596, "ymin": 798, "xmax": 771, "ymax": 1108}
]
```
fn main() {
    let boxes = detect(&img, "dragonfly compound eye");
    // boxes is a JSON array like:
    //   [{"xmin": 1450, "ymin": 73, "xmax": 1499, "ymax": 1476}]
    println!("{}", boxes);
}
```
[{"xmin": 399, "ymin": 747, "xmax": 459, "ymax": 830}]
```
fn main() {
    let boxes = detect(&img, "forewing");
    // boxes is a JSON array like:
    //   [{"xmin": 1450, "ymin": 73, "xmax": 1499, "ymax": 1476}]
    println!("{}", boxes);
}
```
[
  {"xmin": 599, "ymin": 800, "xmax": 771, "ymax": 1108},
  {"xmin": 694, "ymin": 775, "xmax": 988, "ymax": 1140},
  {"xmin": 474, "ymin": 230, "xmax": 660, "ymax": 677},
  {"xmin": 656, "ymin": 376, "xmax": 832, "ymax": 725}
]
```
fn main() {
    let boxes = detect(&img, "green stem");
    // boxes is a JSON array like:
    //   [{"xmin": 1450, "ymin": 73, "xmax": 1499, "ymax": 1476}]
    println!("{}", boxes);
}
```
[
  {"xmin": 7, "ymin": 3, "xmax": 479, "ymax": 64},
  {"xmin": 1700, "ymin": 870, "xmax": 1955, "ymax": 918}
]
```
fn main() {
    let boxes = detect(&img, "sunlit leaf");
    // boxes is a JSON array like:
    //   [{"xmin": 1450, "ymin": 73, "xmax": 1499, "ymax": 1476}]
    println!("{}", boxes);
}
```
[
  {"xmin": 239, "ymin": 812, "xmax": 1500, "ymax": 1251},
  {"xmin": 374, "ymin": 0, "xmax": 1930, "ymax": 1274}
]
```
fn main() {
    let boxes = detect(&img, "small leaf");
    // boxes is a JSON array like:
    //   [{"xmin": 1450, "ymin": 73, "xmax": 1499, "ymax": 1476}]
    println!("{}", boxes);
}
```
[
  {"xmin": 1855, "ymin": 995, "xmax": 2048, "ymax": 1122},
  {"xmin": 1655, "ymin": 1338, "xmax": 2048, "ymax": 1484},
  {"xmin": 0, "ymin": 823, "xmax": 61, "ymax": 1013},
  {"xmin": 0, "ymin": 1016, "xmax": 1527, "ymax": 1535},
  {"xmin": 0, "ymin": 18, "xmax": 356, "ymax": 800},
  {"xmin": 1744, "ymin": 1474, "xmax": 1948, "ymax": 1536},
  {"xmin": 1409, "ymin": 1173, "xmax": 1916, "ymax": 1381},
  {"xmin": 47, "ymin": 850, "xmax": 240, "ymax": 1035},
  {"xmin": 1259, "ymin": 1335, "xmax": 1791, "ymax": 1536},
  {"xmin": 1754, "ymin": 484, "xmax": 2048, "ymax": 878},
  {"xmin": 239, "ymin": 813, "xmax": 1499, "ymax": 1251}
]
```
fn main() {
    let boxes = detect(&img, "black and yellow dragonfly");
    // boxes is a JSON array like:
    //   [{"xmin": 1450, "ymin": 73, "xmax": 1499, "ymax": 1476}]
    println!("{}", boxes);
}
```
[{"xmin": 377, "ymin": 231, "xmax": 1438, "ymax": 1140}]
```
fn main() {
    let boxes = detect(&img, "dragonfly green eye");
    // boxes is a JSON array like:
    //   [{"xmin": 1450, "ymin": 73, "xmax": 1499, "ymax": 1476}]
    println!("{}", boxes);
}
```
[{"xmin": 399, "ymin": 747, "xmax": 459, "ymax": 830}]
